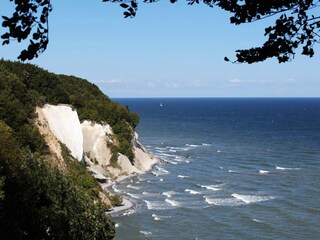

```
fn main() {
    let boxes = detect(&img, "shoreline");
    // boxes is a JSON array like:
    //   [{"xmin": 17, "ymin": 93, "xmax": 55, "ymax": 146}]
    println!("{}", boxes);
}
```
[{"xmin": 102, "ymin": 157, "xmax": 159, "ymax": 216}]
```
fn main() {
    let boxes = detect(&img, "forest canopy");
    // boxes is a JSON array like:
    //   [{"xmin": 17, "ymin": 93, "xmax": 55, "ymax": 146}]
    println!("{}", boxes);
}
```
[{"xmin": 0, "ymin": 59, "xmax": 142, "ymax": 238}]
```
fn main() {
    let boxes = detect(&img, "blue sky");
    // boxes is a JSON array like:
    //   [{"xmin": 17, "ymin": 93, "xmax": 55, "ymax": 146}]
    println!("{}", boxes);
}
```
[{"xmin": 1, "ymin": 1, "xmax": 319, "ymax": 97}]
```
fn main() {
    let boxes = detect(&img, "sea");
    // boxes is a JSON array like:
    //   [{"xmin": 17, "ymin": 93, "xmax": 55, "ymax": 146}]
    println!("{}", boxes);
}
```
[{"xmin": 112, "ymin": 98, "xmax": 320, "ymax": 240}]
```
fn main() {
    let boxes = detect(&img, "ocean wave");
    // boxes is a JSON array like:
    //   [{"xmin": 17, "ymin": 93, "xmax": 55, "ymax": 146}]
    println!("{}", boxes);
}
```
[
  {"xmin": 162, "ymin": 191, "xmax": 176, "ymax": 198},
  {"xmin": 144, "ymin": 200, "xmax": 172, "ymax": 210},
  {"xmin": 126, "ymin": 193, "xmax": 142, "ymax": 199},
  {"xmin": 178, "ymin": 175, "xmax": 189, "ymax": 178},
  {"xmin": 259, "ymin": 170, "xmax": 270, "ymax": 174},
  {"xmin": 170, "ymin": 147, "xmax": 190, "ymax": 151},
  {"xmin": 155, "ymin": 147, "xmax": 167, "ymax": 150},
  {"xmin": 204, "ymin": 196, "xmax": 241, "ymax": 206},
  {"xmin": 157, "ymin": 153, "xmax": 177, "ymax": 157},
  {"xmin": 200, "ymin": 185, "xmax": 222, "ymax": 191},
  {"xmin": 155, "ymin": 150, "xmax": 166, "ymax": 154},
  {"xmin": 127, "ymin": 184, "xmax": 141, "ymax": 190},
  {"xmin": 202, "ymin": 143, "xmax": 212, "ymax": 146},
  {"xmin": 140, "ymin": 230, "xmax": 152, "ymax": 236},
  {"xmin": 159, "ymin": 178, "xmax": 164, "ymax": 182},
  {"xmin": 186, "ymin": 144, "xmax": 201, "ymax": 148},
  {"xmin": 228, "ymin": 170, "xmax": 240, "ymax": 173},
  {"xmin": 252, "ymin": 218, "xmax": 262, "ymax": 223},
  {"xmin": 231, "ymin": 193, "xmax": 276, "ymax": 204},
  {"xmin": 142, "ymin": 191, "xmax": 158, "ymax": 196},
  {"xmin": 115, "ymin": 223, "xmax": 120, "ymax": 228},
  {"xmin": 165, "ymin": 198, "xmax": 181, "ymax": 207},
  {"xmin": 112, "ymin": 185, "xmax": 121, "ymax": 193},
  {"xmin": 156, "ymin": 166, "xmax": 170, "ymax": 174},
  {"xmin": 217, "ymin": 150, "xmax": 221, "ymax": 153},
  {"xmin": 152, "ymin": 214, "xmax": 161, "ymax": 221},
  {"xmin": 122, "ymin": 208, "xmax": 136, "ymax": 216},
  {"xmin": 276, "ymin": 166, "xmax": 300, "ymax": 171},
  {"xmin": 185, "ymin": 189, "xmax": 201, "ymax": 195}
]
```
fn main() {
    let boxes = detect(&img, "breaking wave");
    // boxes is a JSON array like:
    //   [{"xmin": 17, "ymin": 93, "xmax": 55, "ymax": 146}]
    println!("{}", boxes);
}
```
[
  {"xmin": 276, "ymin": 166, "xmax": 300, "ymax": 171},
  {"xmin": 231, "ymin": 193, "xmax": 276, "ymax": 204},
  {"xmin": 185, "ymin": 189, "xmax": 201, "ymax": 195}
]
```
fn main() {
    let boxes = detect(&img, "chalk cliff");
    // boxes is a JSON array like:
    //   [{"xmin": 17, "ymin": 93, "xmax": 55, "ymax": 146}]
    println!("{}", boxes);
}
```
[
  {"xmin": 40, "ymin": 104, "xmax": 83, "ymax": 161},
  {"xmin": 37, "ymin": 104, "xmax": 157, "ymax": 182}
]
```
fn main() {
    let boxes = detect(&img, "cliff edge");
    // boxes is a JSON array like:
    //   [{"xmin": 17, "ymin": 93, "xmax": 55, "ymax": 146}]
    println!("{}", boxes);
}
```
[{"xmin": 36, "ymin": 104, "xmax": 157, "ymax": 184}]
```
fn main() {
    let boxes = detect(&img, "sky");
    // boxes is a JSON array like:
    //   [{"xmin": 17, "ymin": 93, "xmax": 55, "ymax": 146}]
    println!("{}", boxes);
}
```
[{"xmin": 1, "ymin": 0, "xmax": 320, "ymax": 98}]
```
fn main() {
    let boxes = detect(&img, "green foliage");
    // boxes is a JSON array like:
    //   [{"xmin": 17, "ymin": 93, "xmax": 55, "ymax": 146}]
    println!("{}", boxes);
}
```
[
  {"xmin": 119, "ymin": 141, "xmax": 134, "ymax": 162},
  {"xmin": 109, "ymin": 194, "xmax": 123, "ymax": 207},
  {"xmin": 0, "ymin": 59, "xmax": 141, "ymax": 238},
  {"xmin": 0, "ymin": 59, "xmax": 139, "ymax": 160},
  {"xmin": 0, "ymin": 121, "xmax": 115, "ymax": 239},
  {"xmin": 60, "ymin": 144, "xmax": 100, "ymax": 199},
  {"xmin": 108, "ymin": 144, "xmax": 120, "ymax": 168}
]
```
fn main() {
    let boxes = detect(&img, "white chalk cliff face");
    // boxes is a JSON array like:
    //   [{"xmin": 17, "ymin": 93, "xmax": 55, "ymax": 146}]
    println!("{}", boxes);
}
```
[
  {"xmin": 37, "ymin": 104, "xmax": 157, "ymax": 181},
  {"xmin": 40, "ymin": 104, "xmax": 83, "ymax": 161},
  {"xmin": 82, "ymin": 121, "xmax": 157, "ymax": 179},
  {"xmin": 81, "ymin": 120, "xmax": 113, "ymax": 166}
]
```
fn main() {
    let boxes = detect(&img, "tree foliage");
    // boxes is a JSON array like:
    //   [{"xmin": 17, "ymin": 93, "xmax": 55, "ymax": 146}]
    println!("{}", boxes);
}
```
[
  {"xmin": 2, "ymin": 0, "xmax": 320, "ymax": 63},
  {"xmin": 0, "ymin": 59, "xmax": 139, "ymax": 160},
  {"xmin": 0, "ymin": 59, "xmax": 142, "ymax": 238},
  {"xmin": 0, "ymin": 121, "xmax": 115, "ymax": 239}
]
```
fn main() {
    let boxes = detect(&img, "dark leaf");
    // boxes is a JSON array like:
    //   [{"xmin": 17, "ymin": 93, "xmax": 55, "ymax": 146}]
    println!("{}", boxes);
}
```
[{"xmin": 120, "ymin": 3, "xmax": 129, "ymax": 8}]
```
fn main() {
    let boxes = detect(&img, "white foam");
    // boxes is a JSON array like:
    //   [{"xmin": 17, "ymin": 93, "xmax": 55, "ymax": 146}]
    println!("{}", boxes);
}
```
[
  {"xmin": 276, "ymin": 166, "xmax": 300, "ymax": 171},
  {"xmin": 231, "ymin": 194, "xmax": 276, "ymax": 204},
  {"xmin": 178, "ymin": 175, "xmax": 189, "ymax": 178},
  {"xmin": 122, "ymin": 208, "xmax": 136, "ymax": 216},
  {"xmin": 127, "ymin": 184, "xmax": 141, "ymax": 190},
  {"xmin": 159, "ymin": 178, "xmax": 164, "ymax": 182},
  {"xmin": 155, "ymin": 147, "xmax": 167, "ymax": 150},
  {"xmin": 142, "ymin": 191, "xmax": 153, "ymax": 196},
  {"xmin": 170, "ymin": 161, "xmax": 178, "ymax": 165},
  {"xmin": 228, "ymin": 170, "xmax": 238, "ymax": 173},
  {"xmin": 126, "ymin": 193, "xmax": 141, "ymax": 199},
  {"xmin": 169, "ymin": 149, "xmax": 177, "ymax": 152},
  {"xmin": 156, "ymin": 166, "xmax": 170, "ymax": 173},
  {"xmin": 185, "ymin": 189, "xmax": 201, "ymax": 195},
  {"xmin": 140, "ymin": 231, "xmax": 152, "ymax": 236},
  {"xmin": 259, "ymin": 170, "xmax": 270, "ymax": 174},
  {"xmin": 162, "ymin": 191, "xmax": 176, "ymax": 198},
  {"xmin": 112, "ymin": 185, "xmax": 121, "ymax": 193},
  {"xmin": 204, "ymin": 196, "xmax": 242, "ymax": 206},
  {"xmin": 165, "ymin": 198, "xmax": 180, "ymax": 207},
  {"xmin": 157, "ymin": 153, "xmax": 177, "ymax": 157},
  {"xmin": 144, "ymin": 200, "xmax": 172, "ymax": 210},
  {"xmin": 200, "ymin": 185, "xmax": 221, "ymax": 191},
  {"xmin": 202, "ymin": 143, "xmax": 212, "ymax": 146},
  {"xmin": 115, "ymin": 223, "xmax": 120, "ymax": 228},
  {"xmin": 152, "ymin": 214, "xmax": 161, "ymax": 221},
  {"xmin": 219, "ymin": 166, "xmax": 224, "ymax": 169},
  {"xmin": 217, "ymin": 150, "xmax": 221, "ymax": 153},
  {"xmin": 189, "ymin": 144, "xmax": 201, "ymax": 147},
  {"xmin": 252, "ymin": 218, "xmax": 262, "ymax": 223}
]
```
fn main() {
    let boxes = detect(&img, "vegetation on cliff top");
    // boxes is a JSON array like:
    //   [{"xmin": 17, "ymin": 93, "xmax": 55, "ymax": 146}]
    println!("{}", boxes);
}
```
[
  {"xmin": 0, "ymin": 59, "xmax": 140, "ymax": 239},
  {"xmin": 0, "ymin": 59, "xmax": 139, "ymax": 160}
]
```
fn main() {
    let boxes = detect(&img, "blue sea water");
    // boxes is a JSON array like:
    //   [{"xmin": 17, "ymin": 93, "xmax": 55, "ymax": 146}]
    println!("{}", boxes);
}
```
[{"xmin": 112, "ymin": 98, "xmax": 320, "ymax": 240}]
